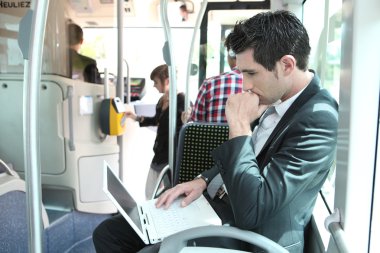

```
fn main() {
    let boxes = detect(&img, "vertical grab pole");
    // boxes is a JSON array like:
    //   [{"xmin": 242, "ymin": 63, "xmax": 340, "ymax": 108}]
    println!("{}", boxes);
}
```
[
  {"xmin": 160, "ymin": 0, "xmax": 177, "ymax": 175},
  {"xmin": 117, "ymin": 0, "xmax": 125, "ymax": 178},
  {"xmin": 185, "ymin": 0, "xmax": 208, "ymax": 110},
  {"xmin": 104, "ymin": 68, "xmax": 109, "ymax": 99},
  {"xmin": 18, "ymin": 0, "xmax": 50, "ymax": 252}
]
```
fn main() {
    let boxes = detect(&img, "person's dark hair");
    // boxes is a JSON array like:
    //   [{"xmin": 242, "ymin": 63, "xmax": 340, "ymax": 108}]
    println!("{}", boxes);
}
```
[
  {"xmin": 68, "ymin": 23, "xmax": 83, "ymax": 46},
  {"xmin": 180, "ymin": 4, "xmax": 187, "ymax": 12},
  {"xmin": 225, "ymin": 10, "xmax": 311, "ymax": 71},
  {"xmin": 150, "ymin": 64, "xmax": 169, "ymax": 84}
]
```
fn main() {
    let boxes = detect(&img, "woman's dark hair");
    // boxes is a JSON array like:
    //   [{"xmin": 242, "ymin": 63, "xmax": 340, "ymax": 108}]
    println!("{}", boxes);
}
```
[
  {"xmin": 150, "ymin": 64, "xmax": 169, "ymax": 84},
  {"xmin": 225, "ymin": 10, "xmax": 311, "ymax": 71}
]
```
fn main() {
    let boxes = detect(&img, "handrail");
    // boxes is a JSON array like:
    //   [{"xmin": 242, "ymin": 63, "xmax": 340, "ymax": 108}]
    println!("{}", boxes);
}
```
[
  {"xmin": 67, "ymin": 86, "xmax": 75, "ymax": 151},
  {"xmin": 124, "ymin": 59, "xmax": 130, "ymax": 104},
  {"xmin": 325, "ymin": 208, "xmax": 350, "ymax": 253},
  {"xmin": 160, "ymin": 0, "xmax": 177, "ymax": 172},
  {"xmin": 19, "ymin": 0, "xmax": 50, "ymax": 252},
  {"xmin": 159, "ymin": 226, "xmax": 289, "ymax": 253},
  {"xmin": 185, "ymin": 0, "xmax": 208, "ymax": 109}
]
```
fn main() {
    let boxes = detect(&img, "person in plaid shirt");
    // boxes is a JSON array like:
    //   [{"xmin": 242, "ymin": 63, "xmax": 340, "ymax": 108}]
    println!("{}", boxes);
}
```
[{"xmin": 190, "ymin": 52, "xmax": 243, "ymax": 123}]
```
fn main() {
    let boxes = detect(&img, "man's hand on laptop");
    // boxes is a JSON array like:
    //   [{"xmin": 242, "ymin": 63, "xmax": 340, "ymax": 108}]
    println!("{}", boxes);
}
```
[{"xmin": 155, "ymin": 179, "xmax": 207, "ymax": 209}]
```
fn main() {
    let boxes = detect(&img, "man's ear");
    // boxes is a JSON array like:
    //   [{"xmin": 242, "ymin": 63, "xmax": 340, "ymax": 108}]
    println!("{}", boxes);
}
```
[{"xmin": 280, "ymin": 55, "xmax": 296, "ymax": 76}]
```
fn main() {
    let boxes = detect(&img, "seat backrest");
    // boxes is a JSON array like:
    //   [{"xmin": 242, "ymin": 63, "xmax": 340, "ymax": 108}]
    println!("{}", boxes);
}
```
[
  {"xmin": 0, "ymin": 159, "xmax": 48, "ymax": 252},
  {"xmin": 174, "ymin": 122, "xmax": 229, "ymax": 185},
  {"xmin": 0, "ymin": 159, "xmax": 50, "ymax": 228},
  {"xmin": 0, "ymin": 159, "xmax": 110, "ymax": 252}
]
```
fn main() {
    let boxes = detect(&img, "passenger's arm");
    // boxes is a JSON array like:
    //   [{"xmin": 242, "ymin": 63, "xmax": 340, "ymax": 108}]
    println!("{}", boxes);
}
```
[
  {"xmin": 139, "ymin": 99, "xmax": 162, "ymax": 126},
  {"xmin": 155, "ymin": 178, "xmax": 207, "ymax": 209}
]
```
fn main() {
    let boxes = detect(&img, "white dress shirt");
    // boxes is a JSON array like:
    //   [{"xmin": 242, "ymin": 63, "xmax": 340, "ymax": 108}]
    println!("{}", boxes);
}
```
[{"xmin": 252, "ymin": 86, "xmax": 307, "ymax": 155}]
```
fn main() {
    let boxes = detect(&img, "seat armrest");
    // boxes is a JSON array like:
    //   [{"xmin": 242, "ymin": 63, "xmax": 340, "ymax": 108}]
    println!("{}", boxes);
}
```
[
  {"xmin": 0, "ymin": 159, "xmax": 18, "ymax": 178},
  {"xmin": 151, "ymin": 164, "xmax": 172, "ymax": 199},
  {"xmin": 0, "ymin": 164, "xmax": 50, "ymax": 229}
]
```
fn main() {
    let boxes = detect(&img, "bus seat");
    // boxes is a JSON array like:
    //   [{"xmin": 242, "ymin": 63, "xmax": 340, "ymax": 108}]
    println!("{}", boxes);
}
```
[
  {"xmin": 0, "ymin": 159, "xmax": 47, "ymax": 252},
  {"xmin": 174, "ymin": 122, "xmax": 229, "ymax": 185},
  {"xmin": 0, "ymin": 159, "xmax": 49, "ymax": 229},
  {"xmin": 151, "ymin": 122, "xmax": 229, "ymax": 199},
  {"xmin": 0, "ymin": 190, "xmax": 30, "ymax": 252},
  {"xmin": 0, "ymin": 159, "xmax": 111, "ymax": 252},
  {"xmin": 0, "ymin": 74, "xmax": 119, "ymax": 213}
]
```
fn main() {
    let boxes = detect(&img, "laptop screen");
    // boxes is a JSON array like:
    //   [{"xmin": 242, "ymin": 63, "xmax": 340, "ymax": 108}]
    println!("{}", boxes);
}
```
[{"xmin": 106, "ymin": 166, "xmax": 143, "ymax": 232}]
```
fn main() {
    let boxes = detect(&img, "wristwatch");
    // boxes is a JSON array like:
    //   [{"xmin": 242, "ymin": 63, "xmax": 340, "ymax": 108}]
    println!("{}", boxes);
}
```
[{"xmin": 196, "ymin": 174, "xmax": 209, "ymax": 184}]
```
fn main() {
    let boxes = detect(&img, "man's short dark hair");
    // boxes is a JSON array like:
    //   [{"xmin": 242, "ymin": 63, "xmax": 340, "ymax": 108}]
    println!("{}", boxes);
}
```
[
  {"xmin": 225, "ymin": 10, "xmax": 311, "ymax": 71},
  {"xmin": 68, "ymin": 23, "xmax": 83, "ymax": 46}
]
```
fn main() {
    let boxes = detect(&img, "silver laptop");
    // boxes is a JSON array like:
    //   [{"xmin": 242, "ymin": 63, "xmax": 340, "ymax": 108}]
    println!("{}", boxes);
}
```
[{"xmin": 103, "ymin": 162, "xmax": 221, "ymax": 244}]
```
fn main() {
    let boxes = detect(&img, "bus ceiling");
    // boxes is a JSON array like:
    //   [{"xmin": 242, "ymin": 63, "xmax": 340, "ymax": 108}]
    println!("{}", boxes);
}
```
[{"xmin": 63, "ymin": 0, "xmax": 298, "ymax": 28}]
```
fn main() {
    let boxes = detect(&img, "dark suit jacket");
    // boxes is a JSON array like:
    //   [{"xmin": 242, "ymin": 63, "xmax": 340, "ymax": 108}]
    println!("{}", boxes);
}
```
[{"xmin": 203, "ymin": 72, "xmax": 338, "ymax": 253}]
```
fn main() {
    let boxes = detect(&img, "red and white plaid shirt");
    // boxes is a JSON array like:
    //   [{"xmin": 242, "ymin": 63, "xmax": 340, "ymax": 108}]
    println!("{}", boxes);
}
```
[{"xmin": 190, "ymin": 68, "xmax": 243, "ymax": 123}]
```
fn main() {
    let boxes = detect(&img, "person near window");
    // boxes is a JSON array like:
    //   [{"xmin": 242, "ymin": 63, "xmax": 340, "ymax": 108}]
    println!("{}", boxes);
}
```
[{"xmin": 68, "ymin": 23, "xmax": 101, "ymax": 84}]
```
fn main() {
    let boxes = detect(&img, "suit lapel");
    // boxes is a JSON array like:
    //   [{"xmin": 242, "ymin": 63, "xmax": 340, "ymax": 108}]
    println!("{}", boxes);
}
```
[{"xmin": 256, "ymin": 74, "xmax": 321, "ymax": 170}]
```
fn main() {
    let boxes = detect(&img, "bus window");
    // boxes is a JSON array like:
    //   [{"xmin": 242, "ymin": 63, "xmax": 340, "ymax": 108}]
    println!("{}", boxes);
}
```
[
  {"xmin": 204, "ymin": 9, "xmax": 263, "ymax": 79},
  {"xmin": 0, "ymin": 4, "xmax": 29, "ymax": 73},
  {"xmin": 0, "ymin": 1, "xmax": 69, "ymax": 77},
  {"xmin": 83, "ymin": 26, "xmax": 200, "ymax": 102},
  {"xmin": 303, "ymin": 0, "xmax": 342, "ymax": 249}
]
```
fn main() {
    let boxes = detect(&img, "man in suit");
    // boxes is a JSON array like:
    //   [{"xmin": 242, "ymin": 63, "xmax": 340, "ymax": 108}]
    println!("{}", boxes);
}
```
[
  {"xmin": 68, "ymin": 23, "xmax": 101, "ymax": 84},
  {"xmin": 93, "ymin": 10, "xmax": 338, "ymax": 253}
]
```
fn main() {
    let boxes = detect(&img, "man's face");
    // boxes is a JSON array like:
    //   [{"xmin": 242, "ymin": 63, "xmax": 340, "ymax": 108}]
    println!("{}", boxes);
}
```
[{"xmin": 236, "ymin": 49, "xmax": 287, "ymax": 105}]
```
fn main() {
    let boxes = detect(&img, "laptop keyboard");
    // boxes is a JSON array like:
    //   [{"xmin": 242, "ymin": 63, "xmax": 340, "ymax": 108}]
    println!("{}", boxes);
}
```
[{"xmin": 147, "ymin": 198, "xmax": 195, "ymax": 235}]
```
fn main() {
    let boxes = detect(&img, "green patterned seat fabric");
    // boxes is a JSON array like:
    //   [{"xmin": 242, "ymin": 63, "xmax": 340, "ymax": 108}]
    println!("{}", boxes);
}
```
[{"xmin": 176, "ymin": 123, "xmax": 229, "ymax": 184}]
